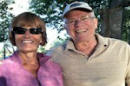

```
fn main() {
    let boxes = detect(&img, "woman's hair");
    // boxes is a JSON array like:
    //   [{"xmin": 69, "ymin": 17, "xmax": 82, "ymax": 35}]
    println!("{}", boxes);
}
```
[{"xmin": 9, "ymin": 12, "xmax": 47, "ymax": 46}]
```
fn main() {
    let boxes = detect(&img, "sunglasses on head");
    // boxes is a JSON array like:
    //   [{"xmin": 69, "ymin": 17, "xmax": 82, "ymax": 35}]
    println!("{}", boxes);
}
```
[{"xmin": 13, "ymin": 27, "xmax": 43, "ymax": 34}]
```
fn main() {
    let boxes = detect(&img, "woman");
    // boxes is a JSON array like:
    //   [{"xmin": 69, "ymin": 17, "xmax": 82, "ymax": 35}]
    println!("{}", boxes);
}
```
[{"xmin": 0, "ymin": 12, "xmax": 63, "ymax": 86}]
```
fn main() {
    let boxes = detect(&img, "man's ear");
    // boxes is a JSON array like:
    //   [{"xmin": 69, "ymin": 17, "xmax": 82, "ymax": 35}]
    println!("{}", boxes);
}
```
[
  {"xmin": 63, "ymin": 18, "xmax": 70, "ymax": 34},
  {"xmin": 94, "ymin": 18, "xmax": 98, "ymax": 30},
  {"xmin": 63, "ymin": 18, "xmax": 68, "ymax": 30},
  {"xmin": 64, "ymin": 24, "xmax": 69, "ymax": 34},
  {"xmin": 64, "ymin": 24, "xmax": 67, "ymax": 30}
]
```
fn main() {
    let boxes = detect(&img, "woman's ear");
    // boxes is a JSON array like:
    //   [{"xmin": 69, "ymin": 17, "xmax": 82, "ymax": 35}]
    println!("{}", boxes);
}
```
[{"xmin": 40, "ymin": 40, "xmax": 42, "ymax": 44}]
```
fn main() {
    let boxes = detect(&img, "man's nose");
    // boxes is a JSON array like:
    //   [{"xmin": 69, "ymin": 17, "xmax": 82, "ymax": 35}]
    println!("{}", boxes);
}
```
[{"xmin": 74, "ymin": 20, "xmax": 81, "ymax": 28}]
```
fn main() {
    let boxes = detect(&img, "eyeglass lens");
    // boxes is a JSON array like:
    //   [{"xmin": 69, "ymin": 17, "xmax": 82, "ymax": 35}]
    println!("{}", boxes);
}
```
[{"xmin": 13, "ymin": 27, "xmax": 43, "ymax": 34}]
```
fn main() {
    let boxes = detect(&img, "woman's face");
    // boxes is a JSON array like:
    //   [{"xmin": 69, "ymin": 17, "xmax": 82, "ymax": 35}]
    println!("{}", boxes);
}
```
[{"xmin": 14, "ymin": 26, "xmax": 42, "ymax": 53}]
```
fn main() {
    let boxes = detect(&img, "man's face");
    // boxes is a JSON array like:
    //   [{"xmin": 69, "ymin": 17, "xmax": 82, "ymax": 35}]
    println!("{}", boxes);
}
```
[{"xmin": 64, "ymin": 10, "xmax": 98, "ymax": 43}]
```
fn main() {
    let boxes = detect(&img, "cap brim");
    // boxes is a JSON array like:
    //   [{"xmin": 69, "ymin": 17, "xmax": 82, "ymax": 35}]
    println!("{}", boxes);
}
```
[{"xmin": 63, "ymin": 7, "xmax": 92, "ymax": 17}]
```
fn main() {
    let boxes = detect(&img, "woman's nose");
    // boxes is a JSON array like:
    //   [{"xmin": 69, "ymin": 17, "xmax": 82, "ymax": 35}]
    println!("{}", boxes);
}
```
[{"xmin": 24, "ymin": 30, "xmax": 31, "ymax": 38}]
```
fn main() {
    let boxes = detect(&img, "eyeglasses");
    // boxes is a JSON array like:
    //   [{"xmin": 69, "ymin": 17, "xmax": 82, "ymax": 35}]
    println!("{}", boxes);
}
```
[
  {"xmin": 13, "ymin": 27, "xmax": 43, "ymax": 34},
  {"xmin": 65, "ymin": 15, "xmax": 95, "ymax": 24}
]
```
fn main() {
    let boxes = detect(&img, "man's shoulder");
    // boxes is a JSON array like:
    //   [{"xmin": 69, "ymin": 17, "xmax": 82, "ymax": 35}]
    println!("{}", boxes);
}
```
[
  {"xmin": 97, "ymin": 34, "xmax": 129, "ymax": 47},
  {"xmin": 105, "ymin": 36, "xmax": 129, "ymax": 46},
  {"xmin": 46, "ymin": 41, "xmax": 69, "ymax": 62},
  {"xmin": 47, "ymin": 41, "xmax": 68, "ymax": 55}
]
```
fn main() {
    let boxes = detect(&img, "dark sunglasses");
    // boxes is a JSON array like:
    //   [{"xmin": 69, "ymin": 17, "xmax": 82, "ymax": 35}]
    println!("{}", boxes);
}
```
[{"xmin": 13, "ymin": 27, "xmax": 43, "ymax": 34}]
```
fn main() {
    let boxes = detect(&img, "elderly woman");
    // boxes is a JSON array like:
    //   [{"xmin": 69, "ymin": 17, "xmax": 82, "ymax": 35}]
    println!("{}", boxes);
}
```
[{"xmin": 0, "ymin": 12, "xmax": 63, "ymax": 86}]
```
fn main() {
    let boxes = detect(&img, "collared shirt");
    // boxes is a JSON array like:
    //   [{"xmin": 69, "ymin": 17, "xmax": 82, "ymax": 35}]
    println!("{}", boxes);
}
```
[
  {"xmin": 51, "ymin": 34, "xmax": 130, "ymax": 86},
  {"xmin": 0, "ymin": 51, "xmax": 63, "ymax": 86}
]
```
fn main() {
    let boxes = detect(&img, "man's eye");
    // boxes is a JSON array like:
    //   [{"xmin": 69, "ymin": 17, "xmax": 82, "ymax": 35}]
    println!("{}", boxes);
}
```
[
  {"xmin": 81, "ymin": 16, "xmax": 88, "ymax": 21},
  {"xmin": 69, "ymin": 20, "xmax": 75, "ymax": 23}
]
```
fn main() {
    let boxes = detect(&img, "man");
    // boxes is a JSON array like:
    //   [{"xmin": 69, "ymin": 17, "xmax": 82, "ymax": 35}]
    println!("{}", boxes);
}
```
[{"xmin": 51, "ymin": 1, "xmax": 130, "ymax": 86}]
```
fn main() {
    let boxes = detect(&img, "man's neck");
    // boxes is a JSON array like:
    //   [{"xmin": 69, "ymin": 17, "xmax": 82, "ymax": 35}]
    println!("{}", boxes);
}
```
[{"xmin": 74, "ymin": 38, "xmax": 97, "ymax": 56}]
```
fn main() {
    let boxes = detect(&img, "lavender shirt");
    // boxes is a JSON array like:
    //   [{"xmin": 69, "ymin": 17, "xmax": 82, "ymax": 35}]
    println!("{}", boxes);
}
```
[{"xmin": 0, "ymin": 52, "xmax": 63, "ymax": 86}]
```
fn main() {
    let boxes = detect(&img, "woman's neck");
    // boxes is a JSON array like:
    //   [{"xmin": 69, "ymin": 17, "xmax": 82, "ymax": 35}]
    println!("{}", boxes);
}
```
[
  {"xmin": 18, "ymin": 51, "xmax": 40, "ymax": 78},
  {"xmin": 18, "ymin": 51, "xmax": 37, "ymax": 63}
]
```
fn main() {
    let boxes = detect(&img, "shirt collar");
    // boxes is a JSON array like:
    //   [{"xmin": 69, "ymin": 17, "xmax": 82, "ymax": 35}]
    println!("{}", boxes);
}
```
[
  {"xmin": 66, "ymin": 34, "xmax": 108, "ymax": 48},
  {"xmin": 95, "ymin": 33, "xmax": 108, "ymax": 47}
]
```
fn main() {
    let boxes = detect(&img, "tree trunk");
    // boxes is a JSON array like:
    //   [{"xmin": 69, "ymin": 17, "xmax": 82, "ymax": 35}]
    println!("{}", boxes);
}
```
[{"xmin": 100, "ymin": 0, "xmax": 124, "ymax": 39}]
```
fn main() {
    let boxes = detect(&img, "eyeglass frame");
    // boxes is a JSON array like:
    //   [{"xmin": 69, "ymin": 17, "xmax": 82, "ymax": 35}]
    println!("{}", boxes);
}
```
[{"xmin": 12, "ymin": 27, "xmax": 44, "ymax": 35}]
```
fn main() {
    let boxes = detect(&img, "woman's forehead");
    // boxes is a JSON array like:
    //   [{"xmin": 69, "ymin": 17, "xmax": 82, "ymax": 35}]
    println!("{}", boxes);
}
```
[{"xmin": 14, "ymin": 20, "xmax": 39, "ymax": 27}]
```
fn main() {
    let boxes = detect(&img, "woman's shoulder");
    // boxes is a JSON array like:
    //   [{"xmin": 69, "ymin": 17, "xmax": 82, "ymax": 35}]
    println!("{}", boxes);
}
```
[
  {"xmin": 42, "ymin": 59, "xmax": 62, "ymax": 75},
  {"xmin": 38, "ymin": 53, "xmax": 62, "ymax": 72},
  {"xmin": 0, "ymin": 57, "xmax": 15, "ymax": 75},
  {"xmin": 0, "ymin": 53, "xmax": 20, "ymax": 70}
]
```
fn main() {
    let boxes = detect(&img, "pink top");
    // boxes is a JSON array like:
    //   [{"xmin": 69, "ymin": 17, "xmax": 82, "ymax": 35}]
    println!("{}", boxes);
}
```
[{"xmin": 0, "ymin": 51, "xmax": 63, "ymax": 86}]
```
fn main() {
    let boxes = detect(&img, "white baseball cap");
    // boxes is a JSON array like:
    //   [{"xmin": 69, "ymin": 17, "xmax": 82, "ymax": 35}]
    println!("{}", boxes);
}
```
[{"xmin": 63, "ymin": 1, "xmax": 93, "ymax": 17}]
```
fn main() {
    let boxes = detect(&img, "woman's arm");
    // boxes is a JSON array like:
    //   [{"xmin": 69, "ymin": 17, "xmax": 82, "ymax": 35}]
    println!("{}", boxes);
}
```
[{"xmin": 0, "ymin": 77, "xmax": 7, "ymax": 86}]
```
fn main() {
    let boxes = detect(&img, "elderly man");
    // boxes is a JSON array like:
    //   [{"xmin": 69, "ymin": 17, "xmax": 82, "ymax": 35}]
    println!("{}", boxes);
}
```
[{"xmin": 51, "ymin": 1, "xmax": 130, "ymax": 86}]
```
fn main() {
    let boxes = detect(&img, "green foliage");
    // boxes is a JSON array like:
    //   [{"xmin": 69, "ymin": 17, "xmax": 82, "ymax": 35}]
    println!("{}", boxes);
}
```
[
  {"xmin": 38, "ymin": 46, "xmax": 46, "ymax": 53},
  {"xmin": 121, "ymin": 7, "xmax": 130, "ymax": 43},
  {"xmin": 0, "ymin": 0, "xmax": 14, "ymax": 42},
  {"xmin": 0, "ymin": 0, "xmax": 15, "ymax": 59},
  {"xmin": 30, "ymin": 0, "xmax": 64, "ymax": 31}
]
